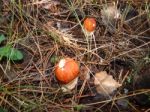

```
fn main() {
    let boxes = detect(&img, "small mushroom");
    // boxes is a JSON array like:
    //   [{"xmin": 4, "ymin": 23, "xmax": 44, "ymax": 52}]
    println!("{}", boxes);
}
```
[
  {"xmin": 83, "ymin": 17, "xmax": 96, "ymax": 35},
  {"xmin": 94, "ymin": 71, "xmax": 122, "ymax": 95},
  {"xmin": 83, "ymin": 17, "xmax": 97, "ymax": 52},
  {"xmin": 55, "ymin": 58, "xmax": 79, "ymax": 92}
]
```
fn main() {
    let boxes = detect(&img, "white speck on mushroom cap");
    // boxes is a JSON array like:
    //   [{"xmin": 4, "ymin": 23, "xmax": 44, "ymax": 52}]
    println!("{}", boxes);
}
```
[
  {"xmin": 93, "ymin": 23, "xmax": 96, "ymax": 27},
  {"xmin": 58, "ymin": 59, "xmax": 66, "ymax": 69}
]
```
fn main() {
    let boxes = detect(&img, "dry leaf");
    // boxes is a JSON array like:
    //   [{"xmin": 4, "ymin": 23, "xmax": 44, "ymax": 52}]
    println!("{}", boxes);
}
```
[
  {"xmin": 101, "ymin": 4, "xmax": 121, "ymax": 33},
  {"xmin": 29, "ymin": 0, "xmax": 60, "ymax": 13},
  {"xmin": 42, "ymin": 1, "xmax": 60, "ymax": 13},
  {"xmin": 101, "ymin": 3, "xmax": 120, "ymax": 20},
  {"xmin": 43, "ymin": 25, "xmax": 78, "ymax": 46},
  {"xmin": 80, "ymin": 66, "xmax": 90, "ymax": 80},
  {"xmin": 94, "ymin": 71, "xmax": 122, "ymax": 95}
]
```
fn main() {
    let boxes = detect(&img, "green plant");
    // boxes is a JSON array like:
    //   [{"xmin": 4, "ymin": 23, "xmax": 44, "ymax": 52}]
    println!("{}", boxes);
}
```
[
  {"xmin": 0, "ymin": 107, "xmax": 8, "ymax": 112},
  {"xmin": 0, "ymin": 34, "xmax": 6, "ymax": 43},
  {"xmin": 0, "ymin": 34, "xmax": 23, "ymax": 61},
  {"xmin": 50, "ymin": 55, "xmax": 59, "ymax": 64},
  {"xmin": 143, "ymin": 55, "xmax": 150, "ymax": 64},
  {"xmin": 74, "ymin": 104, "xmax": 85, "ymax": 111}
]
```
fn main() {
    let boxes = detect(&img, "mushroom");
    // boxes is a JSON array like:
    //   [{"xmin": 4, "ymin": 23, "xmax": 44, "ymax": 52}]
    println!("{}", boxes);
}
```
[
  {"xmin": 55, "ymin": 58, "xmax": 79, "ymax": 92},
  {"xmin": 83, "ymin": 17, "xmax": 96, "ymax": 35},
  {"xmin": 83, "ymin": 17, "xmax": 97, "ymax": 52}
]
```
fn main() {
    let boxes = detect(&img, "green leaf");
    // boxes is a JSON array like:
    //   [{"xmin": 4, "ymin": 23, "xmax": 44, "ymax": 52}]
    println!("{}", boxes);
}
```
[
  {"xmin": 62, "ymin": 110, "xmax": 70, "ymax": 112},
  {"xmin": 0, "ymin": 46, "xmax": 23, "ymax": 61},
  {"xmin": 74, "ymin": 104, "xmax": 85, "ymax": 111},
  {"xmin": 0, "ymin": 34, "xmax": 6, "ymax": 44},
  {"xmin": 127, "ymin": 76, "xmax": 132, "ymax": 83},
  {"xmin": 50, "ymin": 55, "xmax": 59, "ymax": 64},
  {"xmin": 0, "ymin": 107, "xmax": 7, "ymax": 112}
]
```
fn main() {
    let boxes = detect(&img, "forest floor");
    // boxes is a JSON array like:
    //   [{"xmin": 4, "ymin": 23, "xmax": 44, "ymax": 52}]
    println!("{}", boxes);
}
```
[{"xmin": 0, "ymin": 0, "xmax": 150, "ymax": 112}]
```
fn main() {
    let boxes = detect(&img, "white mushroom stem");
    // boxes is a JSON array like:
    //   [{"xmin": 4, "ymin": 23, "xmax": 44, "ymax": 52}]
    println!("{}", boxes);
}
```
[
  {"xmin": 61, "ymin": 77, "xmax": 78, "ymax": 92},
  {"xmin": 85, "ymin": 30, "xmax": 97, "ymax": 54},
  {"xmin": 86, "ymin": 31, "xmax": 104, "ymax": 63},
  {"xmin": 91, "ymin": 33, "xmax": 97, "ymax": 53}
]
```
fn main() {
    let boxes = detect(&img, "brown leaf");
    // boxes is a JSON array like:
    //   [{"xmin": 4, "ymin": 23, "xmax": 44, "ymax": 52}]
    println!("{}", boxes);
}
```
[{"xmin": 94, "ymin": 71, "xmax": 122, "ymax": 95}]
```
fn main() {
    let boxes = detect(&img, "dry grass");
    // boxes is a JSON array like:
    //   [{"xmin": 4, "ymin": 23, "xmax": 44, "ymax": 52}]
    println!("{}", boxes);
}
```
[{"xmin": 0, "ymin": 0, "xmax": 150, "ymax": 112}]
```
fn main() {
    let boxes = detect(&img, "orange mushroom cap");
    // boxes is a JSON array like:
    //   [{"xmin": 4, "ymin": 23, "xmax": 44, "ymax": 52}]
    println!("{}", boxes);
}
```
[
  {"xmin": 83, "ymin": 17, "xmax": 96, "ymax": 32},
  {"xmin": 55, "ymin": 58, "xmax": 79, "ymax": 84}
]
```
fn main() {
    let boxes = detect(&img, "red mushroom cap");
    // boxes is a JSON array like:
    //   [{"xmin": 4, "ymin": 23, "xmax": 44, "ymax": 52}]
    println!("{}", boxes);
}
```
[
  {"xmin": 55, "ymin": 58, "xmax": 79, "ymax": 84},
  {"xmin": 83, "ymin": 17, "xmax": 96, "ymax": 32}
]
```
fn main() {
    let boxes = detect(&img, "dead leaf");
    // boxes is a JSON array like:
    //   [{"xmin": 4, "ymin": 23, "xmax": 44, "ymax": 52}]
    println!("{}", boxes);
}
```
[
  {"xmin": 80, "ymin": 66, "xmax": 90, "ymax": 80},
  {"xmin": 94, "ymin": 71, "xmax": 122, "ymax": 95},
  {"xmin": 101, "ymin": 3, "xmax": 121, "ymax": 33}
]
